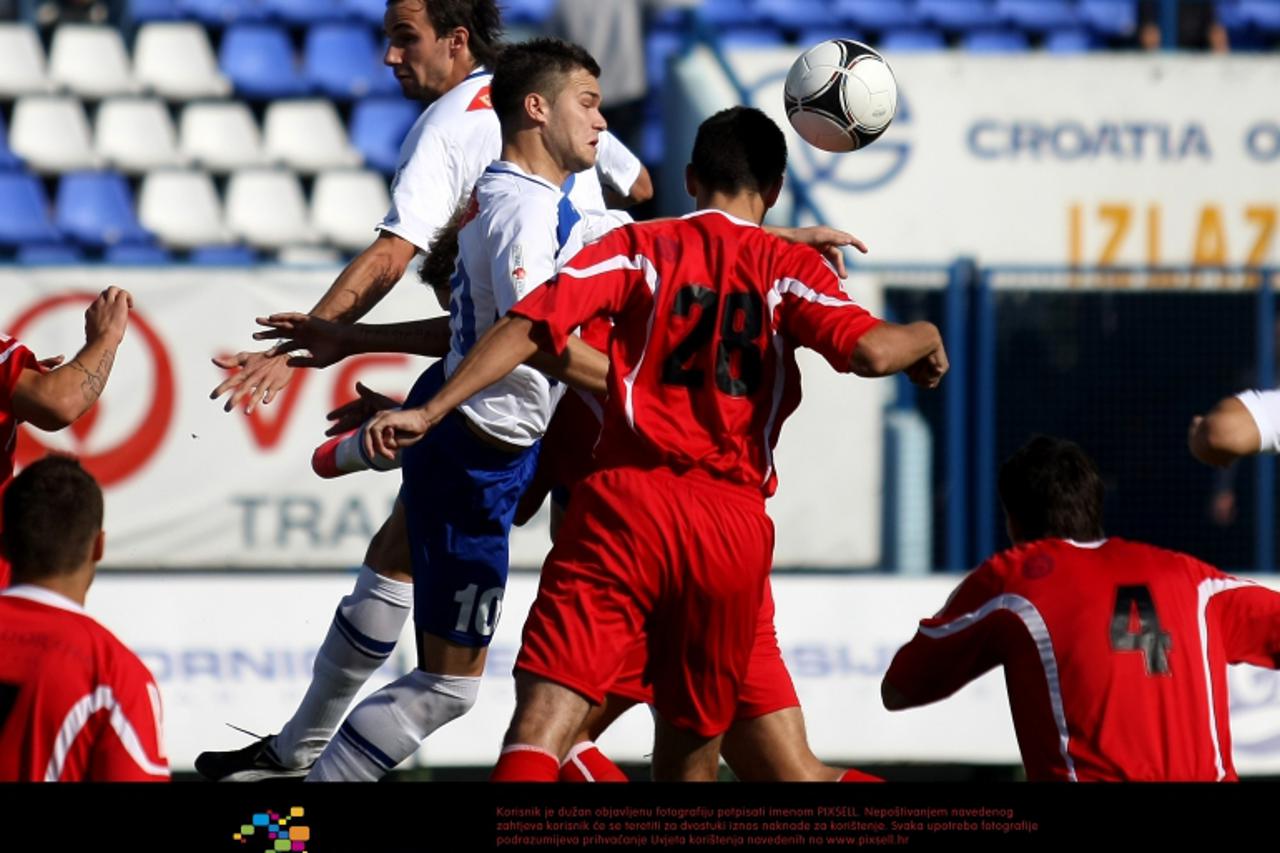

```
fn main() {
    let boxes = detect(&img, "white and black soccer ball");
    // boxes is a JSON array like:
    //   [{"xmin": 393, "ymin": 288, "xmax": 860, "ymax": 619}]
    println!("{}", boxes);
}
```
[{"xmin": 784, "ymin": 39, "xmax": 898, "ymax": 153}]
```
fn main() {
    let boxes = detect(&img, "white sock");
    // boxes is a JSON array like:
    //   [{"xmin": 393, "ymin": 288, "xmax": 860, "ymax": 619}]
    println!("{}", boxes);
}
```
[
  {"xmin": 306, "ymin": 670, "xmax": 481, "ymax": 782},
  {"xmin": 336, "ymin": 427, "xmax": 402, "ymax": 472},
  {"xmin": 272, "ymin": 566, "xmax": 413, "ymax": 768}
]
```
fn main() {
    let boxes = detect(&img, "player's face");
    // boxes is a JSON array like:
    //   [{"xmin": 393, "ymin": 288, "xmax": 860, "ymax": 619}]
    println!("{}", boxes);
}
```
[
  {"xmin": 384, "ymin": 1, "xmax": 456, "ymax": 103},
  {"xmin": 543, "ymin": 69, "xmax": 607, "ymax": 175}
]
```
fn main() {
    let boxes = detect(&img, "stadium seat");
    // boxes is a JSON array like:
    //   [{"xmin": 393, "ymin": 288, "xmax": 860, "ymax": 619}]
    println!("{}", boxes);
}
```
[
  {"xmin": 305, "ymin": 23, "xmax": 398, "ymax": 100},
  {"xmin": 127, "ymin": 0, "xmax": 183, "ymax": 23},
  {"xmin": 755, "ymin": 0, "xmax": 831, "ymax": 32},
  {"xmin": 349, "ymin": 97, "xmax": 419, "ymax": 175},
  {"xmin": 0, "ymin": 113, "xmax": 22, "ymax": 171},
  {"xmin": 95, "ymin": 97, "xmax": 186, "ymax": 173},
  {"xmin": 834, "ymin": 0, "xmax": 918, "ymax": 31},
  {"xmin": 0, "ymin": 173, "xmax": 62, "ymax": 248},
  {"xmin": 179, "ymin": 100, "xmax": 266, "ymax": 171},
  {"xmin": 878, "ymin": 27, "xmax": 947, "ymax": 50},
  {"xmin": 134, "ymin": 23, "xmax": 233, "ymax": 100},
  {"xmin": 48, "ymin": 25, "xmax": 139, "ymax": 99},
  {"xmin": 138, "ymin": 169, "xmax": 233, "ymax": 248},
  {"xmin": 189, "ymin": 244, "xmax": 258, "ymax": 264},
  {"xmin": 1044, "ymin": 28, "xmax": 1100, "ymax": 52},
  {"xmin": 263, "ymin": 99, "xmax": 362, "ymax": 173},
  {"xmin": 219, "ymin": 25, "xmax": 310, "ymax": 99},
  {"xmin": 17, "ymin": 243, "xmax": 83, "ymax": 265},
  {"xmin": 105, "ymin": 243, "xmax": 174, "ymax": 264},
  {"xmin": 262, "ymin": 0, "xmax": 349, "ymax": 25},
  {"xmin": 644, "ymin": 29, "xmax": 684, "ymax": 92},
  {"xmin": 503, "ymin": 0, "xmax": 555, "ymax": 25},
  {"xmin": 797, "ymin": 28, "xmax": 868, "ymax": 48},
  {"xmin": 719, "ymin": 26, "xmax": 788, "ymax": 47},
  {"xmin": 916, "ymin": 0, "xmax": 1001, "ymax": 31},
  {"xmin": 178, "ymin": 0, "xmax": 270, "ymax": 27},
  {"xmin": 9, "ymin": 97, "xmax": 100, "ymax": 173},
  {"xmin": 277, "ymin": 245, "xmax": 344, "ymax": 264},
  {"xmin": 0, "ymin": 24, "xmax": 52, "ymax": 98},
  {"xmin": 225, "ymin": 168, "xmax": 317, "ymax": 248},
  {"xmin": 697, "ymin": 0, "xmax": 766, "ymax": 28},
  {"xmin": 312, "ymin": 169, "xmax": 392, "ymax": 252},
  {"xmin": 1078, "ymin": 0, "xmax": 1137, "ymax": 38},
  {"xmin": 961, "ymin": 28, "xmax": 1030, "ymax": 52},
  {"xmin": 55, "ymin": 171, "xmax": 153, "ymax": 248},
  {"xmin": 343, "ymin": 0, "xmax": 387, "ymax": 26},
  {"xmin": 1239, "ymin": 0, "xmax": 1280, "ymax": 33},
  {"xmin": 994, "ymin": 0, "xmax": 1078, "ymax": 33}
]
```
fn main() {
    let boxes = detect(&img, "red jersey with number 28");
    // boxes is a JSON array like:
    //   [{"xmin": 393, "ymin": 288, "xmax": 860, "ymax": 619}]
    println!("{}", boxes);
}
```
[
  {"xmin": 511, "ymin": 209, "xmax": 881, "ymax": 497},
  {"xmin": 884, "ymin": 537, "xmax": 1280, "ymax": 781}
]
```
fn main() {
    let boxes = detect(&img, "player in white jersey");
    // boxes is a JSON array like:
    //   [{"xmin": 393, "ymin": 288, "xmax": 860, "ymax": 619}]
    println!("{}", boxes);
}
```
[
  {"xmin": 300, "ymin": 38, "xmax": 609, "ymax": 782},
  {"xmin": 1190, "ymin": 388, "xmax": 1280, "ymax": 467}
]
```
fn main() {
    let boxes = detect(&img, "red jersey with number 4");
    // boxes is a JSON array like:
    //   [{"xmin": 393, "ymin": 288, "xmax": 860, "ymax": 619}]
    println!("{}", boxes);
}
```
[
  {"xmin": 1, "ymin": 334, "xmax": 38, "ymax": 589},
  {"xmin": 512, "ymin": 209, "xmax": 881, "ymax": 497},
  {"xmin": 885, "ymin": 537, "xmax": 1280, "ymax": 781},
  {"xmin": 0, "ymin": 586, "xmax": 170, "ymax": 782}
]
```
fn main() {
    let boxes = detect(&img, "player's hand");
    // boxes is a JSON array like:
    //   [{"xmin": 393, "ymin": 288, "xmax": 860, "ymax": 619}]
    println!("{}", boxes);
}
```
[
  {"xmin": 36, "ymin": 354, "xmax": 65, "ymax": 372},
  {"xmin": 363, "ymin": 406, "xmax": 440, "ymax": 461},
  {"xmin": 771, "ymin": 225, "xmax": 868, "ymax": 278},
  {"xmin": 84, "ymin": 286, "xmax": 133, "ymax": 346},
  {"xmin": 326, "ymin": 382, "xmax": 402, "ymax": 436},
  {"xmin": 210, "ymin": 349, "xmax": 294, "ymax": 414},
  {"xmin": 905, "ymin": 345, "xmax": 948, "ymax": 389},
  {"xmin": 253, "ymin": 312, "xmax": 353, "ymax": 369}
]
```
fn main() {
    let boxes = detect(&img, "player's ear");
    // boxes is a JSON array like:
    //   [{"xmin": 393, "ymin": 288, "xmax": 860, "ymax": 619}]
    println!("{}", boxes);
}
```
[
  {"xmin": 446, "ymin": 26, "xmax": 468, "ymax": 57},
  {"xmin": 91, "ymin": 529, "xmax": 105, "ymax": 563},
  {"xmin": 525, "ymin": 92, "xmax": 550, "ymax": 127},
  {"xmin": 684, "ymin": 164, "xmax": 698, "ymax": 200},
  {"xmin": 761, "ymin": 176, "xmax": 784, "ymax": 210}
]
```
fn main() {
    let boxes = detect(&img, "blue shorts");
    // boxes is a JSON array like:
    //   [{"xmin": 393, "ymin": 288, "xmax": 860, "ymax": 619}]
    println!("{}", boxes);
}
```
[{"xmin": 399, "ymin": 362, "xmax": 540, "ymax": 646}]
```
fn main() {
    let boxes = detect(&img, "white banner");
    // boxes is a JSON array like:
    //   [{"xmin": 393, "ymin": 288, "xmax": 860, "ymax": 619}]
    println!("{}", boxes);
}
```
[
  {"xmin": 88, "ymin": 572, "xmax": 1280, "ymax": 774},
  {"xmin": 2, "ymin": 269, "xmax": 889, "ymax": 568},
  {"xmin": 675, "ymin": 50, "xmax": 1280, "ymax": 272}
]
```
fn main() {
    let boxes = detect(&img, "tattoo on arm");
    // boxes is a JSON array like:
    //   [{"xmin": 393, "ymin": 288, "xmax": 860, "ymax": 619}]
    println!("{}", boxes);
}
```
[{"xmin": 67, "ymin": 350, "xmax": 113, "ymax": 403}]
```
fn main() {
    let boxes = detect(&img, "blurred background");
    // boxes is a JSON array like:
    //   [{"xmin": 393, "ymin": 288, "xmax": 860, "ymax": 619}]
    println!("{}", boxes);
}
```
[{"xmin": 3, "ymin": 0, "xmax": 1279, "ymax": 779}]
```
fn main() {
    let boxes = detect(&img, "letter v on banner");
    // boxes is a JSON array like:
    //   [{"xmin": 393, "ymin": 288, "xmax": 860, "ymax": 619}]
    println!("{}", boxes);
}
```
[{"xmin": 217, "ymin": 355, "xmax": 311, "ymax": 449}]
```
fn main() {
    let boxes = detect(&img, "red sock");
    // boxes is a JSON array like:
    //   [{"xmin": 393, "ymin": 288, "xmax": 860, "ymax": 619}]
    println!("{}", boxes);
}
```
[
  {"xmin": 838, "ymin": 767, "xmax": 884, "ymax": 783},
  {"xmin": 492, "ymin": 745, "xmax": 560, "ymax": 782},
  {"xmin": 559, "ymin": 742, "xmax": 628, "ymax": 782}
]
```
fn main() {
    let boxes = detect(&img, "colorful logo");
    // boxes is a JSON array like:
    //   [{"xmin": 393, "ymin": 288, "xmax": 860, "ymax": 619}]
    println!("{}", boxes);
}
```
[{"xmin": 232, "ymin": 807, "xmax": 310, "ymax": 852}]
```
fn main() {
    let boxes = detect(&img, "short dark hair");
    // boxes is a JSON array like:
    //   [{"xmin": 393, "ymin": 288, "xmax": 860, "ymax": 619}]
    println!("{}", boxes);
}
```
[
  {"xmin": 2, "ymin": 456, "xmax": 103, "ymax": 581},
  {"xmin": 490, "ymin": 38, "xmax": 600, "ymax": 136},
  {"xmin": 690, "ymin": 107, "xmax": 788, "ymax": 196},
  {"xmin": 998, "ymin": 435, "xmax": 1105, "ymax": 543},
  {"xmin": 389, "ymin": 0, "xmax": 504, "ymax": 68}
]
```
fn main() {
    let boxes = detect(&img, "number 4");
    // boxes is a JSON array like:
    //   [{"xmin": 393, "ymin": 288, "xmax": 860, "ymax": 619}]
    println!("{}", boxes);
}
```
[{"xmin": 1109, "ymin": 585, "xmax": 1172, "ymax": 675}]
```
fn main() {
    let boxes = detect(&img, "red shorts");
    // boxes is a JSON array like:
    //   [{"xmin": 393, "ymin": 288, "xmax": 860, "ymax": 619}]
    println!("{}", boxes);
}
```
[
  {"xmin": 514, "ymin": 389, "xmax": 602, "ymax": 526},
  {"xmin": 608, "ymin": 578, "xmax": 799, "ymax": 721},
  {"xmin": 516, "ymin": 465, "xmax": 774, "ymax": 737}
]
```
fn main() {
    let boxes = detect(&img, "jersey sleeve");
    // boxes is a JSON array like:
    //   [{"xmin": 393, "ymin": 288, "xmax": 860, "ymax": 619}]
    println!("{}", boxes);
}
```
[
  {"xmin": 0, "ymin": 337, "xmax": 38, "ymax": 412},
  {"xmin": 1234, "ymin": 389, "xmax": 1280, "ymax": 454},
  {"xmin": 87, "ymin": 647, "xmax": 169, "ymax": 782},
  {"xmin": 883, "ymin": 561, "xmax": 1010, "ymax": 708},
  {"xmin": 771, "ymin": 246, "xmax": 881, "ymax": 373},
  {"xmin": 594, "ymin": 131, "xmax": 643, "ymax": 196},
  {"xmin": 378, "ymin": 123, "xmax": 466, "ymax": 253},
  {"xmin": 1206, "ymin": 572, "xmax": 1280, "ymax": 668},
  {"xmin": 510, "ymin": 226, "xmax": 650, "ymax": 355}
]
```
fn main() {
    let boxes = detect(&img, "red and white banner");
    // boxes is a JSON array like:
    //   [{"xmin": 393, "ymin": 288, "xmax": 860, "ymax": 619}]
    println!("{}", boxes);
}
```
[{"xmin": 1, "ymin": 268, "xmax": 888, "ymax": 568}]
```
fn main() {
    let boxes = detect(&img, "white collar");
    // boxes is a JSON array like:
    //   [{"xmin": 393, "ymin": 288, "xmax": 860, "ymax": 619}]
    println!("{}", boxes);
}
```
[
  {"xmin": 1, "ymin": 583, "xmax": 87, "ymax": 614},
  {"xmin": 1063, "ymin": 538, "xmax": 1108, "ymax": 549},
  {"xmin": 681, "ymin": 208, "xmax": 761, "ymax": 229}
]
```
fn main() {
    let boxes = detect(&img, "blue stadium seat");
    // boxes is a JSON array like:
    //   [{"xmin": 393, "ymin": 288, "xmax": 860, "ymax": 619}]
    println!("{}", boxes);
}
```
[
  {"xmin": 105, "ymin": 243, "xmax": 174, "ymax": 264},
  {"xmin": 344, "ymin": 0, "xmax": 387, "ymax": 26},
  {"xmin": 835, "ymin": 0, "xmax": 918, "ymax": 31},
  {"xmin": 306, "ymin": 23, "xmax": 397, "ymax": 99},
  {"xmin": 17, "ymin": 243, "xmax": 84, "ymax": 265},
  {"xmin": 797, "ymin": 28, "xmax": 869, "ymax": 48},
  {"xmin": 55, "ymin": 171, "xmax": 153, "ymax": 248},
  {"xmin": 916, "ymin": 0, "xmax": 1001, "ymax": 31},
  {"xmin": 1239, "ymin": 0, "xmax": 1280, "ymax": 33},
  {"xmin": 0, "ymin": 114, "xmax": 22, "ymax": 171},
  {"xmin": 961, "ymin": 28, "xmax": 1030, "ymax": 51},
  {"xmin": 719, "ymin": 26, "xmax": 787, "ymax": 47},
  {"xmin": 1044, "ymin": 27, "xmax": 1101, "ymax": 52},
  {"xmin": 189, "ymin": 244, "xmax": 259, "ymax": 265},
  {"xmin": 645, "ymin": 30, "xmax": 683, "ymax": 91},
  {"xmin": 128, "ymin": 0, "xmax": 183, "ymax": 23},
  {"xmin": 0, "ymin": 173, "xmax": 61, "ymax": 248},
  {"xmin": 350, "ymin": 97, "xmax": 420, "ymax": 175},
  {"xmin": 698, "ymin": 0, "xmax": 766, "ymax": 28},
  {"xmin": 504, "ymin": 0, "xmax": 556, "ymax": 25},
  {"xmin": 219, "ymin": 24, "xmax": 310, "ymax": 99},
  {"xmin": 650, "ymin": 5, "xmax": 693, "ymax": 30},
  {"xmin": 995, "ymin": 0, "xmax": 1078, "ymax": 33},
  {"xmin": 262, "ymin": 0, "xmax": 349, "ymax": 25},
  {"xmin": 1078, "ymin": 0, "xmax": 1137, "ymax": 37},
  {"xmin": 178, "ymin": 0, "xmax": 269, "ymax": 27},
  {"xmin": 878, "ymin": 27, "xmax": 947, "ymax": 50},
  {"xmin": 755, "ymin": 0, "xmax": 831, "ymax": 31}
]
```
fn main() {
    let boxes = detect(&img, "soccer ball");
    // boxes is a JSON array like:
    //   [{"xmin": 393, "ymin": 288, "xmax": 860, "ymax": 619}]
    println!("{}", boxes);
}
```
[{"xmin": 784, "ymin": 39, "xmax": 898, "ymax": 153}]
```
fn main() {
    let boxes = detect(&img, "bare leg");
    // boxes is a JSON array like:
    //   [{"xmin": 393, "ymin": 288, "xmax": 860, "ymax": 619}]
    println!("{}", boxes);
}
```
[
  {"xmin": 721, "ymin": 707, "xmax": 843, "ymax": 781},
  {"xmin": 365, "ymin": 500, "xmax": 412, "ymax": 583},
  {"xmin": 652, "ymin": 714, "xmax": 724, "ymax": 782}
]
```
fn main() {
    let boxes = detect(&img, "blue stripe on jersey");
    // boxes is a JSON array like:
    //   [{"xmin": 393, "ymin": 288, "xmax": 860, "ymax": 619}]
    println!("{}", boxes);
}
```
[
  {"xmin": 464, "ymin": 68, "xmax": 489, "ymax": 80},
  {"xmin": 555, "ymin": 192, "xmax": 581, "ymax": 257},
  {"xmin": 449, "ymin": 259, "xmax": 478, "ymax": 353}
]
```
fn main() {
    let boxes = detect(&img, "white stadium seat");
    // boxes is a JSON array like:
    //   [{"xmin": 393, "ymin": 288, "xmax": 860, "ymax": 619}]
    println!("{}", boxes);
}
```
[
  {"xmin": 48, "ymin": 25, "xmax": 140, "ymax": 99},
  {"xmin": 138, "ymin": 169, "xmax": 233, "ymax": 248},
  {"xmin": 225, "ymin": 168, "xmax": 317, "ymax": 248},
  {"xmin": 179, "ymin": 100, "xmax": 266, "ymax": 171},
  {"xmin": 134, "ymin": 23, "xmax": 232, "ymax": 100},
  {"xmin": 262, "ymin": 99, "xmax": 362, "ymax": 173},
  {"xmin": 0, "ymin": 24, "xmax": 53, "ymax": 98},
  {"xmin": 96, "ymin": 97, "xmax": 187, "ymax": 172},
  {"xmin": 10, "ymin": 96, "xmax": 101, "ymax": 173},
  {"xmin": 311, "ymin": 169, "xmax": 390, "ymax": 252}
]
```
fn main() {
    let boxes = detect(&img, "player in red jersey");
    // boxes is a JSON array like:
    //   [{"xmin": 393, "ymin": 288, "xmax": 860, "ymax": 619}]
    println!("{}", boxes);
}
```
[
  {"xmin": 882, "ymin": 435, "xmax": 1280, "ymax": 781},
  {"xmin": 1, "ymin": 286, "xmax": 132, "ymax": 588},
  {"xmin": 362, "ymin": 106, "xmax": 948, "ymax": 780},
  {"xmin": 0, "ymin": 456, "xmax": 168, "ymax": 782}
]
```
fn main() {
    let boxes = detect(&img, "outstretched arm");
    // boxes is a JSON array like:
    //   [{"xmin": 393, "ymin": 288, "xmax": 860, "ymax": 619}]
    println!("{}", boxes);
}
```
[
  {"xmin": 851, "ymin": 321, "xmax": 948, "ymax": 389},
  {"xmin": 1189, "ymin": 393, "xmax": 1269, "ymax": 468}
]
